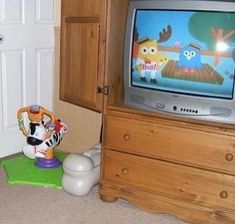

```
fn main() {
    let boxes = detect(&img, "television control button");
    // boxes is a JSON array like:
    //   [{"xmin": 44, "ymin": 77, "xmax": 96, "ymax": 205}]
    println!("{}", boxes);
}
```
[{"xmin": 156, "ymin": 103, "xmax": 165, "ymax": 109}]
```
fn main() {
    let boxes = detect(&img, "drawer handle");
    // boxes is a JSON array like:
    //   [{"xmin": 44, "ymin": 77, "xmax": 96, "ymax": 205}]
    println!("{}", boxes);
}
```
[
  {"xmin": 123, "ymin": 133, "xmax": 131, "ymax": 141},
  {"xmin": 220, "ymin": 191, "xmax": 228, "ymax": 199},
  {"xmin": 121, "ymin": 168, "xmax": 129, "ymax": 175},
  {"xmin": 225, "ymin": 153, "xmax": 233, "ymax": 161}
]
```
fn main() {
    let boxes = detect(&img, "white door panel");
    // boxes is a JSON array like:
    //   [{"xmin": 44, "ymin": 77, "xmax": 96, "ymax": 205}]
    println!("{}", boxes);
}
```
[
  {"xmin": 36, "ymin": 0, "xmax": 56, "ymax": 24},
  {"xmin": 0, "ymin": 0, "xmax": 24, "ymax": 24},
  {"xmin": 36, "ymin": 48, "xmax": 54, "ymax": 110},
  {"xmin": 0, "ymin": 0, "xmax": 56, "ymax": 157}
]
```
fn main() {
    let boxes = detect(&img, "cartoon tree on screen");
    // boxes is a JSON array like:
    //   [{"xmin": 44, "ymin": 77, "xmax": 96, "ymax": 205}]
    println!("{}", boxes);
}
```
[{"xmin": 188, "ymin": 12, "xmax": 235, "ymax": 65}]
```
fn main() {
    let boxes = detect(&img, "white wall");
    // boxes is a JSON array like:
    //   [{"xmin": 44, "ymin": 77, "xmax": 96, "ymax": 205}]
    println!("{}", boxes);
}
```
[{"xmin": 56, "ymin": 0, "xmax": 61, "ymax": 26}]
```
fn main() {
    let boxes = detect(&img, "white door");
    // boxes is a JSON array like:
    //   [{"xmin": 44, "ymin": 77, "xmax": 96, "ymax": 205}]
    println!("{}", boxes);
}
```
[{"xmin": 0, "ymin": 0, "xmax": 56, "ymax": 158}]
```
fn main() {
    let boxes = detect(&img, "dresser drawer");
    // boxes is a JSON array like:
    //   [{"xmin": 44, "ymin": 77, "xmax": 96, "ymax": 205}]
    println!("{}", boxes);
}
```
[
  {"xmin": 104, "ymin": 115, "xmax": 235, "ymax": 174},
  {"xmin": 102, "ymin": 149, "xmax": 235, "ymax": 211}
]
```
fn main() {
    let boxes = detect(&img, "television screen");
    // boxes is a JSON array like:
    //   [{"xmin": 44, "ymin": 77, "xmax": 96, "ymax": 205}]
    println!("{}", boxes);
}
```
[{"xmin": 131, "ymin": 9, "xmax": 235, "ymax": 99}]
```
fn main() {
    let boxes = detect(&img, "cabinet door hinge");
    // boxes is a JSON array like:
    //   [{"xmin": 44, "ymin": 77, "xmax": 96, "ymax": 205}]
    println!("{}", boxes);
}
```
[{"xmin": 97, "ymin": 85, "xmax": 109, "ymax": 95}]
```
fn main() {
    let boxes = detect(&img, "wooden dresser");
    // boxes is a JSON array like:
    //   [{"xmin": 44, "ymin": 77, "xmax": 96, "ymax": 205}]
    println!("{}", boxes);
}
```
[
  {"xmin": 60, "ymin": 0, "xmax": 235, "ymax": 223},
  {"xmin": 100, "ymin": 2, "xmax": 235, "ymax": 221},
  {"xmin": 100, "ymin": 109, "xmax": 235, "ymax": 224}
]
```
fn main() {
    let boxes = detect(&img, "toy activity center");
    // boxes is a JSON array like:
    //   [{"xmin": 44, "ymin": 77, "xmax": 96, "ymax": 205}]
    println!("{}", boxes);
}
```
[{"xmin": 1, "ymin": 0, "xmax": 235, "ymax": 224}]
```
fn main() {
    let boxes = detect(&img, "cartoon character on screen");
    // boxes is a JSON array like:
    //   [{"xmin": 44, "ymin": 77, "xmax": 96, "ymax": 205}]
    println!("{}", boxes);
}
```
[
  {"xmin": 176, "ymin": 43, "xmax": 203, "ymax": 73},
  {"xmin": 17, "ymin": 105, "xmax": 68, "ymax": 168},
  {"xmin": 135, "ymin": 25, "xmax": 171, "ymax": 83}
]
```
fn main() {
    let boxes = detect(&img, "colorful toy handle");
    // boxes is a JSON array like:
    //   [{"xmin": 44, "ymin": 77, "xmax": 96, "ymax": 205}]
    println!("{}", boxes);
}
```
[{"xmin": 17, "ymin": 105, "xmax": 56, "ymax": 137}]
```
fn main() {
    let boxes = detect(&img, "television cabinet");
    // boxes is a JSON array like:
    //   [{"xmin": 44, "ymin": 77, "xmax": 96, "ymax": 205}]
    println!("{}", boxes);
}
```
[{"xmin": 60, "ymin": 0, "xmax": 235, "ymax": 223}]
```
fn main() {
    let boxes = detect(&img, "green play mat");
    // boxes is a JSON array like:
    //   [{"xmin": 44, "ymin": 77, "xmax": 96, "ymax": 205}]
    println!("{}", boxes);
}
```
[{"xmin": 1, "ymin": 151, "xmax": 68, "ymax": 189}]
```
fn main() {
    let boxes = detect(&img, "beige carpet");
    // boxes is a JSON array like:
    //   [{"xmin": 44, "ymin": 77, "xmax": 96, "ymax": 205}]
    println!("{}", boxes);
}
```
[{"xmin": 0, "ymin": 168, "xmax": 188, "ymax": 224}]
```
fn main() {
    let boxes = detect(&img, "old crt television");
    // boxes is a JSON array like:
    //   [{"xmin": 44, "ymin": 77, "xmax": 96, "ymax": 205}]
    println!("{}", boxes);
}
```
[{"xmin": 123, "ymin": 0, "xmax": 235, "ymax": 124}]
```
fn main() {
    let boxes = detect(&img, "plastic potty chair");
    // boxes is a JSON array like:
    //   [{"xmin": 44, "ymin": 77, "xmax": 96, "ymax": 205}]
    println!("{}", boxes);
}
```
[{"xmin": 62, "ymin": 144, "xmax": 101, "ymax": 196}]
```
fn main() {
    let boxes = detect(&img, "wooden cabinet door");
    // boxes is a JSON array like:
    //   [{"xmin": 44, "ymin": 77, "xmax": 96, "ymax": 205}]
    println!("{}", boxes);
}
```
[{"xmin": 60, "ymin": 0, "xmax": 107, "ymax": 112}]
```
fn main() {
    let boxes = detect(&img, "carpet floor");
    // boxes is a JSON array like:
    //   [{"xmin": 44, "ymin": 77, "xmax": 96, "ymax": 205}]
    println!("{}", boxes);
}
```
[{"xmin": 0, "ymin": 167, "xmax": 188, "ymax": 224}]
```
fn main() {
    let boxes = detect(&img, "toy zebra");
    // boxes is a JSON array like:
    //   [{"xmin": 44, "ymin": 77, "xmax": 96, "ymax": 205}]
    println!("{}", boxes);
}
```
[
  {"xmin": 23, "ymin": 119, "xmax": 68, "ymax": 159},
  {"xmin": 44, "ymin": 119, "xmax": 68, "ymax": 148}
]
